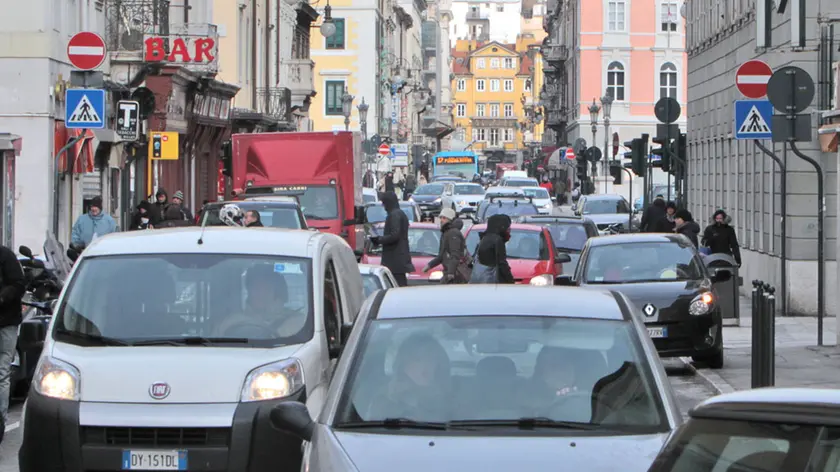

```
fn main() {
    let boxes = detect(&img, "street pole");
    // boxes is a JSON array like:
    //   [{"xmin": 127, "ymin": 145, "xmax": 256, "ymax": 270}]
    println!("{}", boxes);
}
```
[
  {"xmin": 53, "ymin": 131, "xmax": 88, "ymax": 236},
  {"xmin": 753, "ymin": 139, "xmax": 787, "ymax": 322},
  {"xmin": 603, "ymin": 118, "xmax": 609, "ymax": 194},
  {"xmin": 590, "ymin": 124, "xmax": 596, "ymax": 194}
]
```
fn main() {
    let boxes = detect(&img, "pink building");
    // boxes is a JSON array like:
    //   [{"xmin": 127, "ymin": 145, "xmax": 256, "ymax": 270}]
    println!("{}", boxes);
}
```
[{"xmin": 546, "ymin": 0, "xmax": 687, "ymax": 198}]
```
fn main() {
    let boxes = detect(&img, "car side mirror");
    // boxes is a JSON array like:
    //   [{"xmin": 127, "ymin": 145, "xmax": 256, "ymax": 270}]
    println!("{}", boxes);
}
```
[
  {"xmin": 19, "ymin": 245, "xmax": 33, "ymax": 259},
  {"xmin": 554, "ymin": 253, "xmax": 572, "ymax": 264},
  {"xmin": 712, "ymin": 270, "xmax": 732, "ymax": 283},
  {"xmin": 270, "ymin": 402, "xmax": 315, "ymax": 441},
  {"xmin": 554, "ymin": 275, "xmax": 575, "ymax": 286},
  {"xmin": 352, "ymin": 205, "xmax": 366, "ymax": 225}
]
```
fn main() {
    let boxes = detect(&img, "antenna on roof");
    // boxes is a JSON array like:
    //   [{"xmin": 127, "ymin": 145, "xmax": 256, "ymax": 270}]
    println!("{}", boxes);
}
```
[{"xmin": 197, "ymin": 210, "xmax": 209, "ymax": 245}]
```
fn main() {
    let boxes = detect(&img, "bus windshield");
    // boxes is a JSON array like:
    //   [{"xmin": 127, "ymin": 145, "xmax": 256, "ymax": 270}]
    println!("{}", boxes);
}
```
[{"xmin": 433, "ymin": 154, "xmax": 478, "ymax": 178}]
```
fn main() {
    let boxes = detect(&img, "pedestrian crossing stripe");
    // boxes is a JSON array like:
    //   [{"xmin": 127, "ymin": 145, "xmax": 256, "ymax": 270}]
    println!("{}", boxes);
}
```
[
  {"xmin": 68, "ymin": 94, "xmax": 101, "ymax": 124},
  {"xmin": 738, "ymin": 106, "xmax": 771, "ymax": 134}
]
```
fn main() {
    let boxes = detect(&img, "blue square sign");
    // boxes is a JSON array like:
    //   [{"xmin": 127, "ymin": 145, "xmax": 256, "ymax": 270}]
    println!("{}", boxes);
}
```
[
  {"xmin": 734, "ymin": 100, "xmax": 773, "ymax": 140},
  {"xmin": 65, "ymin": 89, "xmax": 106, "ymax": 129}
]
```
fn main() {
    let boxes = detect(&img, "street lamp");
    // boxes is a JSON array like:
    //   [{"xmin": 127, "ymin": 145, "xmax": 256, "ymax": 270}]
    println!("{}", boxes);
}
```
[
  {"xmin": 320, "ymin": 0, "xmax": 336, "ymax": 38},
  {"xmin": 600, "ymin": 92, "xmax": 614, "ymax": 192},
  {"xmin": 341, "ymin": 87, "xmax": 354, "ymax": 131},
  {"xmin": 588, "ymin": 98, "xmax": 601, "ymax": 188},
  {"xmin": 357, "ymin": 97, "xmax": 369, "ymax": 138}
]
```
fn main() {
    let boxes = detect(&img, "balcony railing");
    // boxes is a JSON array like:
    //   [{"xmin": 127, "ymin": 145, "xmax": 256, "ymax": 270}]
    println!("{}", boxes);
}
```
[
  {"xmin": 466, "ymin": 11, "xmax": 489, "ymax": 20},
  {"xmin": 546, "ymin": 109, "xmax": 567, "ymax": 127},
  {"xmin": 280, "ymin": 59, "xmax": 315, "ymax": 103},
  {"xmin": 542, "ymin": 45, "xmax": 568, "ymax": 64},
  {"xmin": 256, "ymin": 87, "xmax": 292, "ymax": 121}
]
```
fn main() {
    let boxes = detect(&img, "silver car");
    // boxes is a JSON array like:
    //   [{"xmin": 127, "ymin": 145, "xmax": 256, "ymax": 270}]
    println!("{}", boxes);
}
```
[
  {"xmin": 574, "ymin": 194, "xmax": 640, "ymax": 233},
  {"xmin": 270, "ymin": 285, "xmax": 682, "ymax": 472}
]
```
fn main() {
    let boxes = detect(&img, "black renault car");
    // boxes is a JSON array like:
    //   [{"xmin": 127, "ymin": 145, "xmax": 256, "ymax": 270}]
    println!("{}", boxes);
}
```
[
  {"xmin": 556, "ymin": 233, "xmax": 730, "ymax": 368},
  {"xmin": 409, "ymin": 183, "xmax": 446, "ymax": 218}
]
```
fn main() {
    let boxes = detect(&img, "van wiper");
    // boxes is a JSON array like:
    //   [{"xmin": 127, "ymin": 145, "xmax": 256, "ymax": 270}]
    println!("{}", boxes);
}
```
[
  {"xmin": 447, "ymin": 417, "xmax": 598, "ymax": 430},
  {"xmin": 336, "ymin": 418, "xmax": 450, "ymax": 431},
  {"xmin": 55, "ymin": 329, "xmax": 131, "ymax": 346},
  {"xmin": 130, "ymin": 337, "xmax": 249, "ymax": 346}
]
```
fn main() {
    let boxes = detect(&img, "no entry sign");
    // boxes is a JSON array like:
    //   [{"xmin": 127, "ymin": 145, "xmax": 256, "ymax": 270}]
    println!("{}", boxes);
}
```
[
  {"xmin": 565, "ymin": 148, "xmax": 576, "ymax": 160},
  {"xmin": 378, "ymin": 143, "xmax": 391, "ymax": 156},
  {"xmin": 67, "ymin": 32, "xmax": 107, "ymax": 70},
  {"xmin": 736, "ymin": 60, "xmax": 773, "ymax": 99}
]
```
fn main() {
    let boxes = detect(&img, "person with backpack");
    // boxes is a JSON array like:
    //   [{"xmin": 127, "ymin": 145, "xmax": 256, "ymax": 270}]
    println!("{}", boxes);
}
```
[{"xmin": 469, "ymin": 214, "xmax": 515, "ymax": 284}]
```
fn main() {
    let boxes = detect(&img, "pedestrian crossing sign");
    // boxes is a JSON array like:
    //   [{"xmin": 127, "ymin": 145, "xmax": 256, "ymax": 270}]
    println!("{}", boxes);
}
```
[
  {"xmin": 734, "ymin": 100, "xmax": 773, "ymax": 140},
  {"xmin": 65, "ymin": 88, "xmax": 106, "ymax": 129}
]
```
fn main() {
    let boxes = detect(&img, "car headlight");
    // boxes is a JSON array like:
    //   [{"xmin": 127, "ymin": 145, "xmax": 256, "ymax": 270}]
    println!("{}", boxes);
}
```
[
  {"xmin": 689, "ymin": 292, "xmax": 714, "ymax": 316},
  {"xmin": 33, "ymin": 356, "xmax": 80, "ymax": 401},
  {"xmin": 433, "ymin": 198, "xmax": 441, "ymax": 204},
  {"xmin": 429, "ymin": 270, "xmax": 444, "ymax": 281},
  {"xmin": 241, "ymin": 358, "xmax": 304, "ymax": 402},
  {"xmin": 530, "ymin": 274, "xmax": 554, "ymax": 286},
  {"xmin": 542, "ymin": 203, "xmax": 553, "ymax": 209},
  {"xmin": 457, "ymin": 200, "xmax": 467, "ymax": 206}
]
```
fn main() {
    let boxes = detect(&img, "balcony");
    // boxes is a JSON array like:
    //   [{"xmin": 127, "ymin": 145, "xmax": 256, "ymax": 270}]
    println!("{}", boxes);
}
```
[
  {"xmin": 280, "ymin": 59, "xmax": 316, "ymax": 110},
  {"xmin": 542, "ymin": 45, "xmax": 568, "ymax": 64},
  {"xmin": 256, "ymin": 87, "xmax": 292, "ymax": 122},
  {"xmin": 466, "ymin": 10, "xmax": 490, "ymax": 20},
  {"xmin": 545, "ymin": 109, "xmax": 567, "ymax": 128}
]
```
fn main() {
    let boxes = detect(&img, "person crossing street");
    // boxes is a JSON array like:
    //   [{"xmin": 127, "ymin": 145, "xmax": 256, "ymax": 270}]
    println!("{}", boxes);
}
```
[
  {"xmin": 423, "ymin": 208, "xmax": 468, "ymax": 284},
  {"xmin": 369, "ymin": 191, "xmax": 413, "ymax": 286}
]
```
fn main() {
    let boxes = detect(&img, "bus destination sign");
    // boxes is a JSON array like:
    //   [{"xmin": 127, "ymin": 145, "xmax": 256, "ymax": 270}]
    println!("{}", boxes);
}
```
[{"xmin": 436, "ymin": 156, "xmax": 475, "ymax": 165}]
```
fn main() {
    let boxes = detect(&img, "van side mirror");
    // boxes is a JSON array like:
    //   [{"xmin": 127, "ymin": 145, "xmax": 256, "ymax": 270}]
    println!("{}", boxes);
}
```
[
  {"xmin": 554, "ymin": 275, "xmax": 575, "ymax": 286},
  {"xmin": 554, "ymin": 253, "xmax": 572, "ymax": 264},
  {"xmin": 270, "ymin": 402, "xmax": 314, "ymax": 441},
  {"xmin": 712, "ymin": 270, "xmax": 732, "ymax": 283},
  {"xmin": 19, "ymin": 245, "xmax": 33, "ymax": 259}
]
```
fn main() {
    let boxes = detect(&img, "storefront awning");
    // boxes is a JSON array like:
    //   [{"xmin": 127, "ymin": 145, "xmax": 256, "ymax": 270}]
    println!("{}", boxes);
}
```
[{"xmin": 0, "ymin": 133, "xmax": 22, "ymax": 156}]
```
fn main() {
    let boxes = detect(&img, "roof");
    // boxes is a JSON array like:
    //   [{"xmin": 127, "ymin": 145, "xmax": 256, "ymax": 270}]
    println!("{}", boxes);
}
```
[
  {"xmin": 208, "ymin": 197, "xmax": 299, "ymax": 207},
  {"xmin": 586, "ymin": 233, "xmax": 685, "ymax": 247},
  {"xmin": 82, "ymin": 227, "xmax": 332, "ymax": 258},
  {"xmin": 467, "ymin": 223, "xmax": 543, "ymax": 232},
  {"xmin": 376, "ymin": 285, "xmax": 625, "ymax": 320},
  {"xmin": 451, "ymin": 50, "xmax": 470, "ymax": 75},
  {"xmin": 690, "ymin": 388, "xmax": 840, "ymax": 426},
  {"xmin": 518, "ymin": 215, "xmax": 584, "ymax": 222},
  {"xmin": 583, "ymin": 194, "xmax": 625, "ymax": 201},
  {"xmin": 518, "ymin": 53, "xmax": 534, "ymax": 75}
]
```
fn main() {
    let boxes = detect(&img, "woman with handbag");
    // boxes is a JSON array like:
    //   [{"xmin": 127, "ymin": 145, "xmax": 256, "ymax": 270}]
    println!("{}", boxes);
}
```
[
  {"xmin": 423, "ymin": 208, "xmax": 469, "ymax": 283},
  {"xmin": 469, "ymin": 214, "xmax": 515, "ymax": 284}
]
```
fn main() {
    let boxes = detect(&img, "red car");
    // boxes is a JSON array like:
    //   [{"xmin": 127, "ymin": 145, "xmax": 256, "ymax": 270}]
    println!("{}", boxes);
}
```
[
  {"xmin": 360, "ymin": 222, "xmax": 444, "ymax": 285},
  {"xmin": 464, "ymin": 223, "xmax": 571, "ymax": 285}
]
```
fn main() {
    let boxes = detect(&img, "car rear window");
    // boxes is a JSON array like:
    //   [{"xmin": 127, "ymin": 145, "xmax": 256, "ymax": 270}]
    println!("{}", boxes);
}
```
[
  {"xmin": 203, "ymin": 204, "xmax": 303, "ymax": 229},
  {"xmin": 465, "ymin": 229, "xmax": 549, "ymax": 260}
]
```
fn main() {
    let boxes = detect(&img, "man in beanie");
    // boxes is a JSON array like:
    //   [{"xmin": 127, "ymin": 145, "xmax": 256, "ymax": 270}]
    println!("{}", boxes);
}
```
[
  {"xmin": 70, "ymin": 196, "xmax": 118, "ymax": 249},
  {"xmin": 152, "ymin": 188, "xmax": 169, "ymax": 224},
  {"xmin": 423, "ymin": 208, "xmax": 467, "ymax": 283},
  {"xmin": 171, "ymin": 190, "xmax": 194, "ymax": 221},
  {"xmin": 673, "ymin": 209, "xmax": 701, "ymax": 248}
]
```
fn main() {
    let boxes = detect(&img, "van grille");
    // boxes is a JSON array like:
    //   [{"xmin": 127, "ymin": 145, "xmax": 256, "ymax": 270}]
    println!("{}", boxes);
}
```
[{"xmin": 82, "ymin": 427, "xmax": 230, "ymax": 447}]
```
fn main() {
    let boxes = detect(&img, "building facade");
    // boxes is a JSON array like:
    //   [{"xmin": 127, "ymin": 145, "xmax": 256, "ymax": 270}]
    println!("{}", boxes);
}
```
[
  {"xmin": 450, "ymin": 0, "xmax": 522, "ymax": 44},
  {"xmin": 685, "ymin": 0, "xmax": 840, "ymax": 318}
]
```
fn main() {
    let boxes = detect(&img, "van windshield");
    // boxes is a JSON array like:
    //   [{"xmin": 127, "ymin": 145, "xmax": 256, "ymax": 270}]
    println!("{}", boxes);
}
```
[{"xmin": 54, "ymin": 254, "xmax": 314, "ymax": 347}]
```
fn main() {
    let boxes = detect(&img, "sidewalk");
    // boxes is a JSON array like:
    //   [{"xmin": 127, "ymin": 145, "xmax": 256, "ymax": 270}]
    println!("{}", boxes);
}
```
[{"xmin": 684, "ymin": 295, "xmax": 840, "ymax": 393}]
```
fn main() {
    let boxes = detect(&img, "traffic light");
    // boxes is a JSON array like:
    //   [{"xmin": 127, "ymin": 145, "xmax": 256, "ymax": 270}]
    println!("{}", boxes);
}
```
[
  {"xmin": 576, "ymin": 150, "xmax": 588, "ymax": 182},
  {"xmin": 625, "ymin": 138, "xmax": 645, "ymax": 176},
  {"xmin": 676, "ymin": 133, "xmax": 687, "ymax": 162},
  {"xmin": 152, "ymin": 134, "xmax": 162, "ymax": 158},
  {"xmin": 609, "ymin": 162, "xmax": 622, "ymax": 185},
  {"xmin": 220, "ymin": 140, "xmax": 233, "ymax": 177},
  {"xmin": 651, "ymin": 136, "xmax": 670, "ymax": 172}
]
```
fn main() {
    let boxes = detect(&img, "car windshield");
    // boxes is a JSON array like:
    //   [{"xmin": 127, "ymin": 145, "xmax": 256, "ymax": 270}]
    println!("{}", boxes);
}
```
[
  {"xmin": 523, "ymin": 188, "xmax": 550, "ymax": 199},
  {"xmin": 333, "ymin": 316, "xmax": 669, "ymax": 433},
  {"xmin": 583, "ymin": 198, "xmax": 630, "ymax": 215},
  {"xmin": 415, "ymin": 184, "xmax": 445, "ymax": 195},
  {"xmin": 543, "ymin": 223, "xmax": 590, "ymax": 252},
  {"xmin": 505, "ymin": 179, "xmax": 538, "ymax": 187},
  {"xmin": 365, "ymin": 206, "xmax": 416, "ymax": 223},
  {"xmin": 203, "ymin": 203, "xmax": 303, "ymax": 229},
  {"xmin": 363, "ymin": 193, "xmax": 377, "ymax": 204},
  {"xmin": 54, "ymin": 254, "xmax": 313, "ymax": 347},
  {"xmin": 482, "ymin": 202, "xmax": 539, "ymax": 219},
  {"xmin": 370, "ymin": 227, "xmax": 440, "ymax": 256},
  {"xmin": 584, "ymin": 242, "xmax": 704, "ymax": 283},
  {"xmin": 466, "ymin": 229, "xmax": 547, "ymax": 260},
  {"xmin": 649, "ymin": 418, "xmax": 820, "ymax": 472},
  {"xmin": 362, "ymin": 274, "xmax": 383, "ymax": 298},
  {"xmin": 454, "ymin": 184, "xmax": 485, "ymax": 195}
]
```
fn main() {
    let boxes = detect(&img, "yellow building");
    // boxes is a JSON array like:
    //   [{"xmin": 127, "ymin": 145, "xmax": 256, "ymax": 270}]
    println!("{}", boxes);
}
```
[{"xmin": 451, "ymin": 37, "xmax": 544, "ymax": 158}]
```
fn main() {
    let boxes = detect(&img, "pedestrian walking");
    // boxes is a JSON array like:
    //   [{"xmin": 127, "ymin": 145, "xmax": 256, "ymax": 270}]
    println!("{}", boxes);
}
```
[
  {"xmin": 418, "ymin": 174, "xmax": 428, "ymax": 186},
  {"xmin": 171, "ymin": 190, "xmax": 194, "ymax": 221},
  {"xmin": 369, "ymin": 192, "xmax": 413, "ymax": 286},
  {"xmin": 403, "ymin": 173, "xmax": 416, "ymax": 201},
  {"xmin": 244, "ymin": 210, "xmax": 264, "ymax": 227},
  {"xmin": 423, "ymin": 208, "xmax": 468, "ymax": 284},
  {"xmin": 540, "ymin": 176, "xmax": 553, "ymax": 194},
  {"xmin": 128, "ymin": 201, "xmax": 154, "ymax": 231},
  {"xmin": 702, "ymin": 209, "xmax": 742, "ymax": 266},
  {"xmin": 469, "ymin": 214, "xmax": 515, "ymax": 284},
  {"xmin": 656, "ymin": 201, "xmax": 678, "ymax": 233},
  {"xmin": 571, "ymin": 182, "xmax": 581, "ymax": 203},
  {"xmin": 71, "ymin": 196, "xmax": 118, "ymax": 249},
  {"xmin": 0, "ymin": 243, "xmax": 25, "ymax": 432},
  {"xmin": 674, "ymin": 209, "xmax": 701, "ymax": 248},
  {"xmin": 152, "ymin": 188, "xmax": 169, "ymax": 224},
  {"xmin": 640, "ymin": 195, "xmax": 667, "ymax": 232},
  {"xmin": 384, "ymin": 172, "xmax": 395, "ymax": 192}
]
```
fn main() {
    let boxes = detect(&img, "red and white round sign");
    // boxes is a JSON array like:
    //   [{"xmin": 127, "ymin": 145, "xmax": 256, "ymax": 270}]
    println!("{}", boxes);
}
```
[
  {"xmin": 67, "ymin": 32, "xmax": 107, "ymax": 71},
  {"xmin": 565, "ymin": 148, "xmax": 576, "ymax": 160},
  {"xmin": 378, "ymin": 143, "xmax": 391, "ymax": 156},
  {"xmin": 736, "ymin": 60, "xmax": 773, "ymax": 99}
]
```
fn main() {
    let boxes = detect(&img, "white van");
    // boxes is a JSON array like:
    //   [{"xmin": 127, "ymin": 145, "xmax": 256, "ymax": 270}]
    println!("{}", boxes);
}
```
[{"xmin": 19, "ymin": 227, "xmax": 364, "ymax": 472}]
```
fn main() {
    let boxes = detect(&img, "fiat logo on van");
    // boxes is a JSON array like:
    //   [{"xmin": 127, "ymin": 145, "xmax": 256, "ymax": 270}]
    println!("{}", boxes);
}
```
[{"xmin": 149, "ymin": 382, "xmax": 171, "ymax": 400}]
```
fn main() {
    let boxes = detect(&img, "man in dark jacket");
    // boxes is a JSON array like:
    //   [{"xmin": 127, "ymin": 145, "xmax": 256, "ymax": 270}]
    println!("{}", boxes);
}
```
[
  {"xmin": 156, "ymin": 205, "xmax": 194, "ymax": 228},
  {"xmin": 403, "ymin": 173, "xmax": 416, "ymax": 201},
  {"xmin": 703, "ymin": 209, "xmax": 741, "ymax": 266},
  {"xmin": 641, "ymin": 196, "xmax": 667, "ymax": 232},
  {"xmin": 0, "ymin": 244, "xmax": 25, "ymax": 424},
  {"xmin": 472, "ymin": 214, "xmax": 515, "ymax": 284},
  {"xmin": 674, "ymin": 209, "xmax": 701, "ymax": 248},
  {"xmin": 423, "ymin": 208, "xmax": 467, "ymax": 283},
  {"xmin": 384, "ymin": 172, "xmax": 395, "ymax": 192},
  {"xmin": 171, "ymin": 190, "xmax": 194, "ymax": 221},
  {"xmin": 244, "ymin": 210, "xmax": 264, "ymax": 227},
  {"xmin": 129, "ymin": 201, "xmax": 153, "ymax": 230},
  {"xmin": 152, "ymin": 188, "xmax": 168, "ymax": 224},
  {"xmin": 370, "ymin": 192, "xmax": 413, "ymax": 286}
]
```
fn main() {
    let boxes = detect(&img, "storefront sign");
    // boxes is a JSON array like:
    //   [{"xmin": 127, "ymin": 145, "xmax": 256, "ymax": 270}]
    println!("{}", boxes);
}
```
[
  {"xmin": 144, "ymin": 36, "xmax": 217, "ymax": 64},
  {"xmin": 398, "ymin": 94, "xmax": 409, "ymax": 139}
]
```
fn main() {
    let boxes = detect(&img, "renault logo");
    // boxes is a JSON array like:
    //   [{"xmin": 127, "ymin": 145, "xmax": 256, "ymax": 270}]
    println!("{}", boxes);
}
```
[{"xmin": 643, "ymin": 304, "xmax": 657, "ymax": 317}]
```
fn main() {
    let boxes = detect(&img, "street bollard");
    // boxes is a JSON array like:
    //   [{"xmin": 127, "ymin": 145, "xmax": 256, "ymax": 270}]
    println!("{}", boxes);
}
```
[
  {"xmin": 750, "ymin": 280, "xmax": 764, "ymax": 389},
  {"xmin": 764, "ymin": 285, "xmax": 776, "ymax": 387}
]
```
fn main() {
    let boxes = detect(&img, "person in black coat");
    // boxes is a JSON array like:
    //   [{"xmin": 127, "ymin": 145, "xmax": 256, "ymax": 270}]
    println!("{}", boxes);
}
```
[
  {"xmin": 129, "ymin": 201, "xmax": 154, "ymax": 230},
  {"xmin": 0, "ymin": 244, "xmax": 25, "ymax": 424},
  {"xmin": 641, "ymin": 196, "xmax": 667, "ymax": 232},
  {"xmin": 703, "ymin": 209, "xmax": 742, "ymax": 266},
  {"xmin": 370, "ymin": 192, "xmax": 413, "ymax": 286},
  {"xmin": 473, "ymin": 214, "xmax": 515, "ymax": 284},
  {"xmin": 673, "ymin": 209, "xmax": 701, "ymax": 248}
]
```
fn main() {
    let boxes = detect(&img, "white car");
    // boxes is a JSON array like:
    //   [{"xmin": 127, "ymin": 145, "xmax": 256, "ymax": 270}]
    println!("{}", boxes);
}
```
[
  {"xmin": 358, "ymin": 264, "xmax": 398, "ymax": 298},
  {"xmin": 441, "ymin": 182, "xmax": 486, "ymax": 217},
  {"xmin": 362, "ymin": 187, "xmax": 378, "ymax": 204},
  {"xmin": 19, "ymin": 227, "xmax": 364, "ymax": 472},
  {"xmin": 502, "ymin": 177, "xmax": 539, "ymax": 188},
  {"xmin": 522, "ymin": 186, "xmax": 554, "ymax": 214}
]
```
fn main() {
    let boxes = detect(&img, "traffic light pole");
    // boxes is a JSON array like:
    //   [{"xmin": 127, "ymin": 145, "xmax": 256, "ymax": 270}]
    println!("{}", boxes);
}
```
[{"xmin": 753, "ymin": 139, "xmax": 787, "ymax": 319}]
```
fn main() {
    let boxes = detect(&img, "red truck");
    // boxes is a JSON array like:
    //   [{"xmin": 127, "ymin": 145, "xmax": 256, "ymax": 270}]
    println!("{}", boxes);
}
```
[{"xmin": 229, "ymin": 131, "xmax": 366, "ymax": 254}]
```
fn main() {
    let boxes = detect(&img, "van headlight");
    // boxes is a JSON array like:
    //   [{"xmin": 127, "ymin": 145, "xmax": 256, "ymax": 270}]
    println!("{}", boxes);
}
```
[
  {"xmin": 429, "ymin": 270, "xmax": 444, "ymax": 281},
  {"xmin": 241, "ymin": 358, "xmax": 305, "ymax": 402},
  {"xmin": 689, "ymin": 292, "xmax": 714, "ymax": 316},
  {"xmin": 530, "ymin": 274, "xmax": 553, "ymax": 286},
  {"xmin": 33, "ymin": 356, "xmax": 80, "ymax": 401}
]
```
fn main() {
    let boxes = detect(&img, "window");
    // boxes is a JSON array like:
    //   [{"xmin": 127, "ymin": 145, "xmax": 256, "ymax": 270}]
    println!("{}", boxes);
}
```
[
  {"xmin": 325, "ymin": 80, "xmax": 345, "ymax": 115},
  {"xmin": 473, "ymin": 128, "xmax": 486, "ymax": 141},
  {"xmin": 476, "ymin": 103, "xmax": 486, "ymax": 116},
  {"xmin": 659, "ymin": 62, "xmax": 678, "ymax": 99},
  {"xmin": 607, "ymin": 62, "xmax": 625, "ymax": 101},
  {"xmin": 504, "ymin": 57, "xmax": 515, "ymax": 69},
  {"xmin": 489, "ymin": 103, "xmax": 500, "ymax": 117},
  {"xmin": 607, "ymin": 1, "xmax": 627, "ymax": 31},
  {"xmin": 504, "ymin": 79, "xmax": 514, "ymax": 92},
  {"xmin": 504, "ymin": 103, "xmax": 514, "ymax": 117},
  {"xmin": 490, "ymin": 58, "xmax": 500, "ymax": 69},
  {"xmin": 496, "ymin": 3, "xmax": 504, "ymax": 11},
  {"xmin": 661, "ymin": 2, "xmax": 678, "ymax": 31},
  {"xmin": 326, "ymin": 18, "xmax": 346, "ymax": 49},
  {"xmin": 490, "ymin": 79, "xmax": 500, "ymax": 92},
  {"xmin": 456, "ymin": 103, "xmax": 466, "ymax": 117},
  {"xmin": 477, "ymin": 58, "xmax": 486, "ymax": 69},
  {"xmin": 456, "ymin": 128, "xmax": 466, "ymax": 141},
  {"xmin": 323, "ymin": 261, "xmax": 342, "ymax": 354},
  {"xmin": 524, "ymin": 78, "xmax": 532, "ymax": 92},
  {"xmin": 476, "ymin": 79, "xmax": 486, "ymax": 91},
  {"xmin": 489, "ymin": 128, "xmax": 500, "ymax": 146},
  {"xmin": 503, "ymin": 128, "xmax": 514, "ymax": 142},
  {"xmin": 457, "ymin": 78, "xmax": 466, "ymax": 91}
]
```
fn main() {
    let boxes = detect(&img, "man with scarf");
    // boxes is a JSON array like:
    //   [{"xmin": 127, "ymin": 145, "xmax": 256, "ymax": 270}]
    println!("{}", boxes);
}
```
[
  {"xmin": 470, "ymin": 214, "xmax": 515, "ymax": 284},
  {"xmin": 423, "ymin": 208, "xmax": 467, "ymax": 283},
  {"xmin": 369, "ymin": 191, "xmax": 413, "ymax": 286},
  {"xmin": 70, "ymin": 196, "xmax": 118, "ymax": 248},
  {"xmin": 702, "ymin": 209, "xmax": 741, "ymax": 266}
]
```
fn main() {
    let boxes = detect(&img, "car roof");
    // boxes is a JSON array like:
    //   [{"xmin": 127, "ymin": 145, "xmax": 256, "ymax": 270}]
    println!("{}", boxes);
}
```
[
  {"xmin": 362, "ymin": 188, "xmax": 377, "ymax": 194},
  {"xmin": 467, "ymin": 223, "xmax": 544, "ymax": 232},
  {"xmin": 375, "ymin": 286, "xmax": 625, "ymax": 320},
  {"xmin": 583, "ymin": 194, "xmax": 625, "ymax": 201},
  {"xmin": 82, "ymin": 227, "xmax": 329, "ymax": 257},
  {"xmin": 408, "ymin": 222, "xmax": 440, "ymax": 229},
  {"xmin": 521, "ymin": 186, "xmax": 549, "ymax": 192},
  {"xmin": 690, "ymin": 388, "xmax": 840, "ymax": 426},
  {"xmin": 586, "ymin": 233, "xmax": 685, "ymax": 246},
  {"xmin": 358, "ymin": 264, "xmax": 385, "ymax": 275}
]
